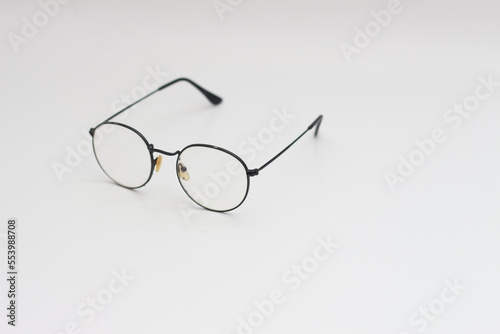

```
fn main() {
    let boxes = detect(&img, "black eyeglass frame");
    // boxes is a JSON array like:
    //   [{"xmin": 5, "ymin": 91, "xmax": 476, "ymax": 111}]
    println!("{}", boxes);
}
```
[{"xmin": 90, "ymin": 78, "xmax": 323, "ymax": 212}]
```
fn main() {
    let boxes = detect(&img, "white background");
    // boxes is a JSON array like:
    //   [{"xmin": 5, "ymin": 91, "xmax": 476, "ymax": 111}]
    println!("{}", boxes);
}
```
[{"xmin": 1, "ymin": 0, "xmax": 499, "ymax": 333}]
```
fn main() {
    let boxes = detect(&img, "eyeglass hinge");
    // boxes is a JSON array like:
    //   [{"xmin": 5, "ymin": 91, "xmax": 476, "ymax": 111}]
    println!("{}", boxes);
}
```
[
  {"xmin": 247, "ymin": 169, "xmax": 259, "ymax": 177},
  {"xmin": 89, "ymin": 128, "xmax": 95, "ymax": 136}
]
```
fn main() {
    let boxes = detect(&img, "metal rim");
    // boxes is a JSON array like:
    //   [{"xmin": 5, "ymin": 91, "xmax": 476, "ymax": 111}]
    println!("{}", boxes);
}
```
[
  {"xmin": 92, "ymin": 122, "xmax": 155, "ymax": 189},
  {"xmin": 175, "ymin": 143, "xmax": 251, "ymax": 212}
]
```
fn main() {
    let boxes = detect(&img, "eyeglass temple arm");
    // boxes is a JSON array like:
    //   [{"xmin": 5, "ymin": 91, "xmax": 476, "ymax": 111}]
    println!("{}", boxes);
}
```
[
  {"xmin": 247, "ymin": 115, "xmax": 323, "ymax": 176},
  {"xmin": 93, "ymin": 78, "xmax": 223, "ymax": 126}
]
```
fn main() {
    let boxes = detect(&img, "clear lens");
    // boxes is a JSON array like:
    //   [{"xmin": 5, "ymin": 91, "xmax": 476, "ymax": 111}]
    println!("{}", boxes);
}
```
[
  {"xmin": 177, "ymin": 145, "xmax": 249, "ymax": 211},
  {"xmin": 92, "ymin": 123, "xmax": 153, "ymax": 188}
]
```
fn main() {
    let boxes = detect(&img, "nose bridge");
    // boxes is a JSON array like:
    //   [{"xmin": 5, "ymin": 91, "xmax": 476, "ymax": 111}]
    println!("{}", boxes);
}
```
[{"xmin": 149, "ymin": 145, "xmax": 180, "ymax": 156}]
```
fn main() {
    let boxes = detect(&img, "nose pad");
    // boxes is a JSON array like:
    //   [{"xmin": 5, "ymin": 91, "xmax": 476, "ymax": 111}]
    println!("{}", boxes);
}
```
[
  {"xmin": 177, "ymin": 161, "xmax": 190, "ymax": 181},
  {"xmin": 155, "ymin": 155, "xmax": 163, "ymax": 172}
]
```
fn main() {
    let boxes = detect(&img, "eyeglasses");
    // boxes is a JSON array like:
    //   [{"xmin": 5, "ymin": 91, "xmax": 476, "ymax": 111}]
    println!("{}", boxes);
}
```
[{"xmin": 89, "ymin": 78, "xmax": 323, "ymax": 212}]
